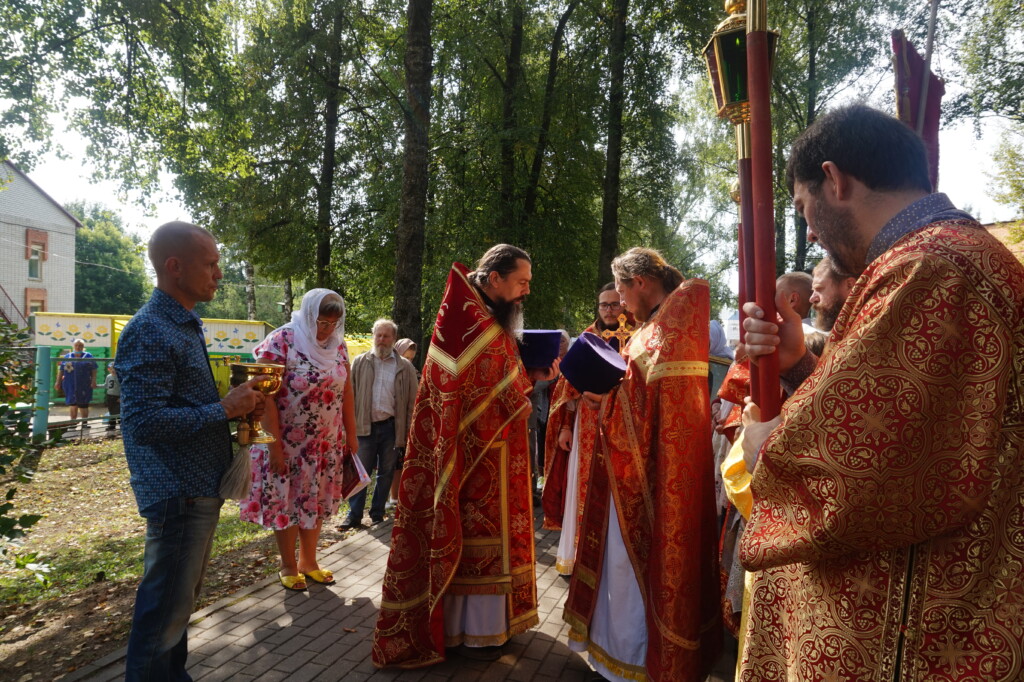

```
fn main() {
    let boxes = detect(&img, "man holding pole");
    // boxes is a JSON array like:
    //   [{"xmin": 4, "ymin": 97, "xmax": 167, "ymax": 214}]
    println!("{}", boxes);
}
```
[{"xmin": 740, "ymin": 105, "xmax": 1024, "ymax": 681}]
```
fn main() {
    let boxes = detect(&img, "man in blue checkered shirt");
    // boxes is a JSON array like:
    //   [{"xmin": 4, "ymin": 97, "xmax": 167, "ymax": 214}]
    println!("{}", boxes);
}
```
[{"xmin": 118, "ymin": 221, "xmax": 264, "ymax": 681}]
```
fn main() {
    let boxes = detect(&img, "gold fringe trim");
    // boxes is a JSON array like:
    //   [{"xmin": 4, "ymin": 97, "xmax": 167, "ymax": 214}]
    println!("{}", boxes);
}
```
[
  {"xmin": 511, "ymin": 570, "xmax": 535, "ymax": 587},
  {"xmin": 449, "ymin": 585, "xmax": 513, "ymax": 596},
  {"xmin": 542, "ymin": 520, "xmax": 562, "ymax": 530},
  {"xmin": 443, "ymin": 611, "xmax": 539, "ymax": 648},
  {"xmin": 372, "ymin": 652, "xmax": 445, "ymax": 670},
  {"xmin": 575, "ymin": 564, "xmax": 597, "ymax": 589},
  {"xmin": 461, "ymin": 544, "xmax": 504, "ymax": 558},
  {"xmin": 580, "ymin": 638, "xmax": 648, "ymax": 681},
  {"xmin": 555, "ymin": 558, "xmax": 574, "ymax": 574},
  {"xmin": 563, "ymin": 610, "xmax": 590, "ymax": 638},
  {"xmin": 380, "ymin": 591, "xmax": 429, "ymax": 610}
]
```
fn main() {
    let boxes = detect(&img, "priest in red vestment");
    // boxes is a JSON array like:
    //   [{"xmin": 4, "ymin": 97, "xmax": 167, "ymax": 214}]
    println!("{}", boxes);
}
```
[
  {"xmin": 563, "ymin": 247, "xmax": 722, "ymax": 682},
  {"xmin": 740, "ymin": 105, "xmax": 1024, "ymax": 681},
  {"xmin": 542, "ymin": 283, "xmax": 633, "ymax": 575},
  {"xmin": 372, "ymin": 244, "xmax": 558, "ymax": 669}
]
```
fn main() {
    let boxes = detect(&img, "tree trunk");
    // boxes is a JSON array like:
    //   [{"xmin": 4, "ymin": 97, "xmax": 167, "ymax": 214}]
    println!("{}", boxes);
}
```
[
  {"xmin": 283, "ymin": 277, "xmax": 293, "ymax": 324},
  {"xmin": 523, "ymin": 0, "xmax": 580, "ymax": 224},
  {"xmin": 795, "ymin": 0, "xmax": 818, "ymax": 272},
  {"xmin": 499, "ymin": 0, "xmax": 525, "ymax": 241},
  {"xmin": 244, "ymin": 261, "xmax": 256, "ymax": 320},
  {"xmin": 597, "ymin": 0, "xmax": 628, "ymax": 286},
  {"xmin": 392, "ymin": 0, "xmax": 433, "ymax": 351},
  {"xmin": 314, "ymin": 11, "xmax": 345, "ymax": 289}
]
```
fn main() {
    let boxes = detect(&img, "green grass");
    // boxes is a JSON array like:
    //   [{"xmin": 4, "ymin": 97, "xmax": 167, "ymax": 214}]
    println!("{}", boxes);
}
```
[
  {"xmin": 0, "ymin": 506, "xmax": 281, "ymax": 606},
  {"xmin": 0, "ymin": 436, "xmax": 369, "ymax": 609}
]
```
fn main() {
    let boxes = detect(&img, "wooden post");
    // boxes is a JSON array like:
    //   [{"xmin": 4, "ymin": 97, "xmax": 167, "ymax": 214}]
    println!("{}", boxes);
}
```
[
  {"xmin": 736, "ymin": 121, "xmax": 761, "ymax": 404},
  {"xmin": 746, "ymin": 0, "xmax": 780, "ymax": 418}
]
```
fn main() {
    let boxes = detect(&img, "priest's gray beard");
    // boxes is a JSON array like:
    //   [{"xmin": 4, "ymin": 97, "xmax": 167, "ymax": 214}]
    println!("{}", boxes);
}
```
[
  {"xmin": 373, "ymin": 341, "xmax": 395, "ymax": 359},
  {"xmin": 492, "ymin": 298, "xmax": 525, "ymax": 341}
]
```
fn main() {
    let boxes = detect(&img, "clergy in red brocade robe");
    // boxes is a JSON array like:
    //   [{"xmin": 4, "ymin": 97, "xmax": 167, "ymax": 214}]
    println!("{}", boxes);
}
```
[
  {"xmin": 739, "ymin": 105, "xmax": 1024, "ymax": 681},
  {"xmin": 563, "ymin": 247, "xmax": 721, "ymax": 682},
  {"xmin": 542, "ymin": 283, "xmax": 632, "ymax": 576},
  {"xmin": 372, "ymin": 246, "xmax": 556, "ymax": 668}
]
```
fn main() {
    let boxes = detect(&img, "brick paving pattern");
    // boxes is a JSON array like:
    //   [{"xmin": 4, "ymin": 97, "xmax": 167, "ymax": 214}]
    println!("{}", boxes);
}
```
[{"xmin": 66, "ymin": 511, "xmax": 736, "ymax": 681}]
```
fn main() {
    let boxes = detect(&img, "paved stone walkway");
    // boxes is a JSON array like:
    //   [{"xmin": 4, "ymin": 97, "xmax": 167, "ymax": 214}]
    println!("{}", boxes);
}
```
[{"xmin": 66, "ymin": 513, "xmax": 736, "ymax": 681}]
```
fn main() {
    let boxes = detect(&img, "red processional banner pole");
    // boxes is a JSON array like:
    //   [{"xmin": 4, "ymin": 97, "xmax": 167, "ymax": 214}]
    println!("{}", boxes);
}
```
[
  {"xmin": 746, "ymin": 0, "xmax": 780, "ymax": 419},
  {"xmin": 736, "ymin": 126, "xmax": 760, "ymax": 405}
]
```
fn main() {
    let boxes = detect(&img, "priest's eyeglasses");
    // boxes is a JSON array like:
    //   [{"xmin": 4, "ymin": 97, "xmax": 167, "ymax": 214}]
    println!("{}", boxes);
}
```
[
  {"xmin": 598, "ymin": 302, "xmax": 623, "ymax": 310},
  {"xmin": 315, "ymin": 318, "xmax": 343, "ymax": 330}
]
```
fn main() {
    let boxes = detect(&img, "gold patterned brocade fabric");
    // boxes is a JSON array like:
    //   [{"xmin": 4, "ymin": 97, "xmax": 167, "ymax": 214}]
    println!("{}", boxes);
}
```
[
  {"xmin": 371, "ymin": 263, "xmax": 537, "ymax": 669},
  {"xmin": 739, "ymin": 220, "xmax": 1024, "ymax": 681}
]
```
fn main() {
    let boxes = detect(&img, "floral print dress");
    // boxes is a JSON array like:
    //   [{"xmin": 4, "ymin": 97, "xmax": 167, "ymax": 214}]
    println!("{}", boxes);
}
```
[{"xmin": 240, "ymin": 327, "xmax": 349, "ymax": 530}]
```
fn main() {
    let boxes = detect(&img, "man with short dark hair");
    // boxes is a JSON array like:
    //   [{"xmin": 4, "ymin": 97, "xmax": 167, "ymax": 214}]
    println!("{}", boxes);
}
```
[
  {"xmin": 563, "ymin": 247, "xmax": 722, "ymax": 682},
  {"xmin": 342, "ymin": 318, "xmax": 417, "ymax": 529},
  {"xmin": 541, "ymin": 284, "xmax": 633, "ymax": 577},
  {"xmin": 740, "ymin": 104, "xmax": 1024, "ymax": 681},
  {"xmin": 119, "ymin": 221, "xmax": 264, "ymax": 680},
  {"xmin": 373, "ymin": 244, "xmax": 558, "ymax": 668}
]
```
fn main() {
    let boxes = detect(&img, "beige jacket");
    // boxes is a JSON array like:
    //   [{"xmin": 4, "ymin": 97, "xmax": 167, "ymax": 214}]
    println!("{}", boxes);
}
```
[{"xmin": 350, "ymin": 350, "xmax": 418, "ymax": 442}]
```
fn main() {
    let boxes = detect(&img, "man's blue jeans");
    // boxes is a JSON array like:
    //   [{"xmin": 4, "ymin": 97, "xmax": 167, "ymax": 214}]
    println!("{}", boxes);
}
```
[
  {"xmin": 125, "ymin": 496, "xmax": 222, "ymax": 682},
  {"xmin": 345, "ymin": 418, "xmax": 396, "ymax": 523}
]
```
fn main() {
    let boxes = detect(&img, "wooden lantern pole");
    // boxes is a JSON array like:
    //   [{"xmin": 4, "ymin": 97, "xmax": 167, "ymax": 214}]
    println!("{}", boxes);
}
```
[
  {"xmin": 746, "ymin": 0, "xmax": 780, "ymax": 418},
  {"xmin": 735, "ymin": 124, "xmax": 760, "ymax": 404}
]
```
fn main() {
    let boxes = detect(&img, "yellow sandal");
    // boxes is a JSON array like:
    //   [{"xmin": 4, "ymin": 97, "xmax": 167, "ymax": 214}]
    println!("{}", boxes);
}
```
[
  {"xmin": 303, "ymin": 569, "xmax": 335, "ymax": 585},
  {"xmin": 279, "ymin": 573, "xmax": 307, "ymax": 591}
]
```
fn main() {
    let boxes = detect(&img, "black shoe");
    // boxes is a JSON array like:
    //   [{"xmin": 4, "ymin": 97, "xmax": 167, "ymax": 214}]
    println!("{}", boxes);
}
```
[
  {"xmin": 337, "ymin": 520, "xmax": 364, "ymax": 531},
  {"xmin": 455, "ymin": 644, "xmax": 503, "ymax": 661},
  {"xmin": 370, "ymin": 516, "xmax": 384, "ymax": 525}
]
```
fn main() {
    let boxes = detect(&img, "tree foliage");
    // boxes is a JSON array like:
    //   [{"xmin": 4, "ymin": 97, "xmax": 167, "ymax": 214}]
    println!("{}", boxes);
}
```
[
  {"xmin": 8, "ymin": 0, "xmax": 950, "ymax": 330},
  {"xmin": 66, "ymin": 201, "xmax": 152, "ymax": 315},
  {"xmin": 947, "ymin": 0, "xmax": 1024, "ymax": 125},
  {"xmin": 991, "ymin": 125, "xmax": 1024, "ymax": 221},
  {"xmin": 0, "ymin": 321, "xmax": 46, "ymax": 573}
]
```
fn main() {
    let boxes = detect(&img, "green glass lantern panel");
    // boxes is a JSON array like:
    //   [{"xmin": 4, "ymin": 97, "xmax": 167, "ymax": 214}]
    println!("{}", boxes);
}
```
[{"xmin": 718, "ymin": 28, "xmax": 747, "ymax": 104}]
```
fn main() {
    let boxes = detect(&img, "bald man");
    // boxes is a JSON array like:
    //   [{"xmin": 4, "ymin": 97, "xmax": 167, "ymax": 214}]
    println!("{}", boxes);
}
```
[
  {"xmin": 776, "ymin": 271, "xmax": 813, "ymax": 322},
  {"xmin": 118, "ymin": 222, "xmax": 264, "ymax": 681}
]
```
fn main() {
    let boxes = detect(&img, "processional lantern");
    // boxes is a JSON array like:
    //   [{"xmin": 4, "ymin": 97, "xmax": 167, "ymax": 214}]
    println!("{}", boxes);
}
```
[{"xmin": 703, "ymin": 0, "xmax": 782, "ymax": 420}]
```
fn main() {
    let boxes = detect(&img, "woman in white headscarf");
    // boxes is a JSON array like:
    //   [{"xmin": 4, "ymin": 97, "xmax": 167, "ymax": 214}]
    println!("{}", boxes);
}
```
[{"xmin": 240, "ymin": 288, "xmax": 358, "ymax": 590}]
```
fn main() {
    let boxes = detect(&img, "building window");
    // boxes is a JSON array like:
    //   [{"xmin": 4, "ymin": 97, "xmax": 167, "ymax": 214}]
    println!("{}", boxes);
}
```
[
  {"xmin": 28, "ymin": 244, "xmax": 43, "ymax": 280},
  {"xmin": 24, "ymin": 288, "xmax": 47, "ymax": 317}
]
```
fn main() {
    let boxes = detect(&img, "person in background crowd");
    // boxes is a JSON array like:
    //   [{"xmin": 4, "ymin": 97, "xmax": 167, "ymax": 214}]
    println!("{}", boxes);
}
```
[
  {"xmin": 341, "ymin": 319, "xmax": 417, "ymax": 530},
  {"xmin": 104, "ymin": 363, "xmax": 121, "ymax": 431},
  {"xmin": 809, "ymin": 254, "xmax": 856, "ymax": 333},
  {"xmin": 775, "ymin": 271, "xmax": 813, "ymax": 325},
  {"xmin": 543, "ymin": 287, "xmax": 633, "ymax": 577},
  {"xmin": 55, "ymin": 338, "xmax": 97, "ymax": 428},
  {"xmin": 388, "ymin": 337, "xmax": 420, "ymax": 511}
]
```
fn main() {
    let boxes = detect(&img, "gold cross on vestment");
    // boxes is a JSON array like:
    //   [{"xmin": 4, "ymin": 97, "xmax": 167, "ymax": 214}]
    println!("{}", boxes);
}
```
[{"xmin": 600, "ymin": 314, "xmax": 634, "ymax": 347}]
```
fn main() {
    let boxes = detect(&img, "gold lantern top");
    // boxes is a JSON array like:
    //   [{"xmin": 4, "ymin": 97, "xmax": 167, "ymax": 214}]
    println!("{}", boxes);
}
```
[{"xmin": 703, "ymin": 0, "xmax": 779, "ymax": 126}]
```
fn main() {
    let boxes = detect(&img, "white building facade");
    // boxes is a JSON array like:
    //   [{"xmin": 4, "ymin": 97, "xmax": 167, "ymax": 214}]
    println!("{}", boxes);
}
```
[{"xmin": 0, "ymin": 161, "xmax": 81, "ymax": 324}]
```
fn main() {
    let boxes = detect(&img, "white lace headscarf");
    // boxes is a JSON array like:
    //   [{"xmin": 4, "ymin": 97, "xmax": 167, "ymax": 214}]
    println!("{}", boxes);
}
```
[{"xmin": 285, "ymin": 288, "xmax": 345, "ymax": 371}]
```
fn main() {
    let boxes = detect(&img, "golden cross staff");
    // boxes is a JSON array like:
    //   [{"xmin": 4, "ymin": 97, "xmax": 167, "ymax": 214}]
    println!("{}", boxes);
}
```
[{"xmin": 600, "ymin": 314, "xmax": 634, "ymax": 347}]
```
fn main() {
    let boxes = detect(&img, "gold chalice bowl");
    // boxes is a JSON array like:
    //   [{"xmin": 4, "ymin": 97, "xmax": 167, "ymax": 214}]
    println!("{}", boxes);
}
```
[{"xmin": 230, "ymin": 362, "xmax": 285, "ymax": 444}]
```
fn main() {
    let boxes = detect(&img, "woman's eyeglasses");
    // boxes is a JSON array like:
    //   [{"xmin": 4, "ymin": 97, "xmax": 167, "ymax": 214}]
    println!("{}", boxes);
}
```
[
  {"xmin": 598, "ymin": 302, "xmax": 623, "ymax": 310},
  {"xmin": 315, "ymin": 318, "xmax": 343, "ymax": 330}
]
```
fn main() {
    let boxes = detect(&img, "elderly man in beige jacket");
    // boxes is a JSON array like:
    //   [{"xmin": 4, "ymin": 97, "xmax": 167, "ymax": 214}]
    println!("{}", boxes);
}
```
[{"xmin": 340, "ymin": 319, "xmax": 418, "ymax": 529}]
